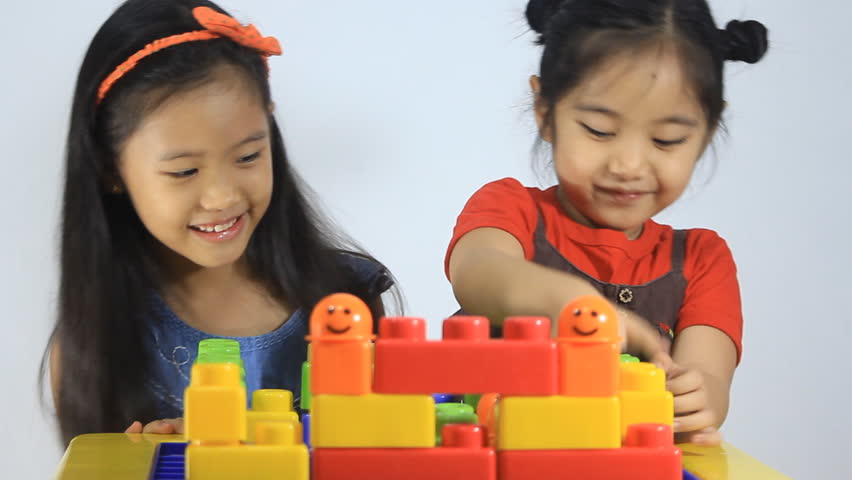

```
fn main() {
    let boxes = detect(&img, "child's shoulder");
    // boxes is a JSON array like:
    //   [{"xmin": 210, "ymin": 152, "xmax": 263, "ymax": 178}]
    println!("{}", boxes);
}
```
[{"xmin": 467, "ymin": 177, "xmax": 556, "ymax": 209}]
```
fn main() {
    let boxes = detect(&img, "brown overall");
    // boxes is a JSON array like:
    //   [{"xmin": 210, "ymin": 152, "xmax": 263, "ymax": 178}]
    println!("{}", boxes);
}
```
[{"xmin": 461, "ymin": 212, "xmax": 688, "ymax": 342}]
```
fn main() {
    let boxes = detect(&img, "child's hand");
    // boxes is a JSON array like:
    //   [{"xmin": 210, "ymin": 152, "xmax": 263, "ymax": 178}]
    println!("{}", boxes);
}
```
[
  {"xmin": 667, "ymin": 364, "xmax": 722, "ymax": 446},
  {"xmin": 617, "ymin": 307, "xmax": 673, "ymax": 370},
  {"xmin": 125, "ymin": 418, "xmax": 184, "ymax": 435}
]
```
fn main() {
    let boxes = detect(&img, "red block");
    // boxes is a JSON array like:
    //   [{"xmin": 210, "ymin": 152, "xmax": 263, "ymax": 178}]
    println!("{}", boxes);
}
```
[
  {"xmin": 312, "ymin": 425, "xmax": 496, "ymax": 480},
  {"xmin": 374, "ymin": 316, "xmax": 558, "ymax": 395},
  {"xmin": 498, "ymin": 424, "xmax": 682, "ymax": 480}
]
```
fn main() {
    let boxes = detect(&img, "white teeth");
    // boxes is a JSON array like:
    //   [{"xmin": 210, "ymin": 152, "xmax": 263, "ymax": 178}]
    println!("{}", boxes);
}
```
[{"xmin": 194, "ymin": 216, "xmax": 238, "ymax": 233}]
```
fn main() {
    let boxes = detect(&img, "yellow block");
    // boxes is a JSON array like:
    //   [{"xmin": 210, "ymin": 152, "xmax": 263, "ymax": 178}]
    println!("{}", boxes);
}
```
[
  {"xmin": 246, "ymin": 389, "xmax": 300, "ymax": 443},
  {"xmin": 312, "ymin": 393, "xmax": 434, "ymax": 447},
  {"xmin": 498, "ymin": 396, "xmax": 621, "ymax": 450},
  {"xmin": 184, "ymin": 363, "xmax": 247, "ymax": 443},
  {"xmin": 187, "ymin": 421, "xmax": 308, "ymax": 480},
  {"xmin": 619, "ymin": 362, "xmax": 673, "ymax": 436}
]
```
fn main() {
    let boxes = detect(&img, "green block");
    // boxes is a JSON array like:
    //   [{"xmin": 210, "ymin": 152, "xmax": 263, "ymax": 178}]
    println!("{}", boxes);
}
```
[
  {"xmin": 300, "ymin": 361, "xmax": 312, "ymax": 411},
  {"xmin": 462, "ymin": 393, "xmax": 483, "ymax": 409},
  {"xmin": 620, "ymin": 353, "xmax": 640, "ymax": 363},
  {"xmin": 435, "ymin": 403, "xmax": 478, "ymax": 446}
]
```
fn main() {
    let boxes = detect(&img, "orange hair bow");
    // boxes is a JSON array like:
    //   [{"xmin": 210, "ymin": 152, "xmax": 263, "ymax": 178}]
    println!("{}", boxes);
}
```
[{"xmin": 97, "ymin": 6, "xmax": 282, "ymax": 104}]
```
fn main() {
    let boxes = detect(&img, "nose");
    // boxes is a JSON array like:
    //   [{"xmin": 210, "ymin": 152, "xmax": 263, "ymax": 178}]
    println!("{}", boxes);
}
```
[
  {"xmin": 608, "ymin": 139, "xmax": 647, "ymax": 180},
  {"xmin": 199, "ymin": 169, "xmax": 240, "ymax": 211}
]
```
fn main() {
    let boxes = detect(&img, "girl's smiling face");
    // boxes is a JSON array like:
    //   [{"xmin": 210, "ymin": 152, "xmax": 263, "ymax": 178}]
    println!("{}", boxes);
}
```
[
  {"xmin": 118, "ymin": 66, "xmax": 274, "ymax": 269},
  {"xmin": 534, "ymin": 44, "xmax": 712, "ymax": 239}
]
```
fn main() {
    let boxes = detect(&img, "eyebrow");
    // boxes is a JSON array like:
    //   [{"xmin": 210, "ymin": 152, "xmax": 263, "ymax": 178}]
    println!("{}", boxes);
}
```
[
  {"xmin": 160, "ymin": 131, "xmax": 268, "ymax": 161},
  {"xmin": 574, "ymin": 104, "xmax": 699, "ymax": 127}
]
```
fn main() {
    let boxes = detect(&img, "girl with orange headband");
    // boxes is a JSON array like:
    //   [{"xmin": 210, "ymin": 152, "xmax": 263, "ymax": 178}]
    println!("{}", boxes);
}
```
[{"xmin": 42, "ymin": 0, "xmax": 396, "ymax": 445}]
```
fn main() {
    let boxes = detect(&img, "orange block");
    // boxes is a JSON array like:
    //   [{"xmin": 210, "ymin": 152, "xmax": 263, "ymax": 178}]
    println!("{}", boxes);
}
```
[
  {"xmin": 558, "ymin": 342, "xmax": 619, "ymax": 396},
  {"xmin": 556, "ymin": 295, "xmax": 621, "ymax": 397},
  {"xmin": 310, "ymin": 341, "xmax": 372, "ymax": 395}
]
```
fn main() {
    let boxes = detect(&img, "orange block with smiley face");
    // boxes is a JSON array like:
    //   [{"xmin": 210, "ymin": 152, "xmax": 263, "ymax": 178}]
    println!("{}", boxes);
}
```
[
  {"xmin": 556, "ymin": 295, "xmax": 621, "ymax": 397},
  {"xmin": 307, "ymin": 293, "xmax": 374, "ymax": 395}
]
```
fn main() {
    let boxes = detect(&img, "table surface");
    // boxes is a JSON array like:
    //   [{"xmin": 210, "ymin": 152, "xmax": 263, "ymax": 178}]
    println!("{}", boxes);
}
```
[{"xmin": 54, "ymin": 433, "xmax": 791, "ymax": 480}]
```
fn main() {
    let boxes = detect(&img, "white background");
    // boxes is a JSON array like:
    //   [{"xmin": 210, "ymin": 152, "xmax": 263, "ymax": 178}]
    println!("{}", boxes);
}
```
[{"xmin": 1, "ymin": 1, "xmax": 849, "ymax": 478}]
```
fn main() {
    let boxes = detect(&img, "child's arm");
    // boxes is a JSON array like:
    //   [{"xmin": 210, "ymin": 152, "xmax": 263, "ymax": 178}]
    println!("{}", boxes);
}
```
[
  {"xmin": 449, "ymin": 228, "xmax": 667, "ymax": 361},
  {"xmin": 668, "ymin": 325, "xmax": 737, "ymax": 445}
]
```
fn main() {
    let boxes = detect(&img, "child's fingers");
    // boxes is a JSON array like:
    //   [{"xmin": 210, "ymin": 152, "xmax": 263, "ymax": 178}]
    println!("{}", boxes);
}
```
[
  {"xmin": 672, "ymin": 388, "xmax": 708, "ymax": 415},
  {"xmin": 690, "ymin": 427, "xmax": 723, "ymax": 446},
  {"xmin": 673, "ymin": 409, "xmax": 715, "ymax": 433},
  {"xmin": 124, "ymin": 421, "xmax": 143, "ymax": 434},
  {"xmin": 676, "ymin": 427, "xmax": 722, "ymax": 446},
  {"xmin": 142, "ymin": 419, "xmax": 180, "ymax": 434},
  {"xmin": 666, "ymin": 368, "xmax": 702, "ymax": 395}
]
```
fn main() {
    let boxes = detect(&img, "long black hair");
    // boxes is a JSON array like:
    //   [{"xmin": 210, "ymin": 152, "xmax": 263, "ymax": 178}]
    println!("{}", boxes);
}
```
[
  {"xmin": 526, "ymin": 0, "xmax": 769, "ymax": 133},
  {"xmin": 42, "ymin": 0, "xmax": 397, "ymax": 446}
]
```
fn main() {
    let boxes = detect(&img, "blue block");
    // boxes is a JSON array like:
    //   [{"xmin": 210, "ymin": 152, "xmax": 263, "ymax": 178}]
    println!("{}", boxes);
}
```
[
  {"xmin": 683, "ymin": 469, "xmax": 701, "ymax": 480},
  {"xmin": 432, "ymin": 393, "xmax": 455, "ymax": 404},
  {"xmin": 150, "ymin": 442, "xmax": 187, "ymax": 480},
  {"xmin": 301, "ymin": 412, "xmax": 311, "ymax": 450}
]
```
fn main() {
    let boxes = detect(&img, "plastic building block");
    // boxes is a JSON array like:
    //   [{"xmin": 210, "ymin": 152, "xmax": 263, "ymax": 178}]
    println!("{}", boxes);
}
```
[
  {"xmin": 196, "ymin": 339, "xmax": 246, "ymax": 390},
  {"xmin": 497, "ymin": 424, "xmax": 681, "ymax": 480},
  {"xmin": 307, "ymin": 293, "xmax": 373, "ymax": 395},
  {"xmin": 311, "ymin": 393, "xmax": 435, "ymax": 448},
  {"xmin": 246, "ymin": 389, "xmax": 299, "ymax": 443},
  {"xmin": 300, "ymin": 412, "xmax": 311, "ymax": 449},
  {"xmin": 463, "ymin": 393, "xmax": 483, "ymax": 408},
  {"xmin": 497, "ymin": 395, "xmax": 621, "ymax": 450},
  {"xmin": 477, "ymin": 393, "xmax": 500, "ymax": 448},
  {"xmin": 374, "ymin": 316, "xmax": 558, "ymax": 395},
  {"xmin": 432, "ymin": 393, "xmax": 455, "ymax": 403},
  {"xmin": 150, "ymin": 442, "xmax": 186, "ymax": 480},
  {"xmin": 184, "ymin": 363, "xmax": 247, "ymax": 444},
  {"xmin": 556, "ymin": 296, "xmax": 621, "ymax": 397},
  {"xmin": 435, "ymin": 402, "xmax": 478, "ymax": 445},
  {"xmin": 312, "ymin": 424, "xmax": 496, "ymax": 480},
  {"xmin": 620, "ymin": 353, "xmax": 640, "ymax": 363},
  {"xmin": 187, "ymin": 421, "xmax": 309, "ymax": 480},
  {"xmin": 300, "ymin": 358, "xmax": 311, "ymax": 410},
  {"xmin": 619, "ymin": 362, "xmax": 674, "ymax": 437}
]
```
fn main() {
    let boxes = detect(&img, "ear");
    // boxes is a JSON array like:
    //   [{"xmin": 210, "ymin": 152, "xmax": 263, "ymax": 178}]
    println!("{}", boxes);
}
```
[
  {"xmin": 530, "ymin": 75, "xmax": 553, "ymax": 143},
  {"xmin": 268, "ymin": 102, "xmax": 276, "ymax": 114}
]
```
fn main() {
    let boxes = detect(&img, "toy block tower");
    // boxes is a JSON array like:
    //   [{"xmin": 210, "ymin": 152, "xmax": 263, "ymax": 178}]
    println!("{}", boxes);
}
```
[
  {"xmin": 307, "ymin": 294, "xmax": 435, "ymax": 449},
  {"xmin": 497, "ymin": 296, "xmax": 622, "ymax": 450},
  {"xmin": 619, "ymin": 361, "xmax": 674, "ymax": 437},
  {"xmin": 184, "ymin": 360, "xmax": 308, "ymax": 479}
]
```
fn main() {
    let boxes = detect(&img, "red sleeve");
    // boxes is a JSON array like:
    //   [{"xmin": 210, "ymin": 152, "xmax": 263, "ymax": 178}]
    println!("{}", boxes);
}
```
[
  {"xmin": 679, "ymin": 229, "xmax": 744, "ymax": 363},
  {"xmin": 444, "ymin": 178, "xmax": 539, "ymax": 279}
]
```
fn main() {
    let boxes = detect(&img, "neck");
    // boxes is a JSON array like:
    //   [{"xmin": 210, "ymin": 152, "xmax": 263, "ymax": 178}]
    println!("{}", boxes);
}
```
[{"xmin": 555, "ymin": 187, "xmax": 644, "ymax": 240}]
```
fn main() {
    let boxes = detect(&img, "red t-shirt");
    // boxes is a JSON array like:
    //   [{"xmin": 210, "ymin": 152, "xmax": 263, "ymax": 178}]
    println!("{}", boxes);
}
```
[{"xmin": 445, "ymin": 178, "xmax": 743, "ymax": 362}]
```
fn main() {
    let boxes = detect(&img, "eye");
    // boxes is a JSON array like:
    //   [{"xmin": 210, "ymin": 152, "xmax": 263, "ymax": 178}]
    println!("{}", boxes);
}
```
[
  {"xmin": 591, "ymin": 311, "xmax": 598, "ymax": 317},
  {"xmin": 237, "ymin": 152, "xmax": 261, "ymax": 164},
  {"xmin": 573, "ymin": 309, "xmax": 581, "ymax": 316},
  {"xmin": 327, "ymin": 306, "xmax": 335, "ymax": 314},
  {"xmin": 579, "ymin": 122, "xmax": 615, "ymax": 138},
  {"xmin": 653, "ymin": 137, "xmax": 688, "ymax": 148},
  {"xmin": 344, "ymin": 308, "xmax": 351, "ymax": 315},
  {"xmin": 166, "ymin": 168, "xmax": 198, "ymax": 178}
]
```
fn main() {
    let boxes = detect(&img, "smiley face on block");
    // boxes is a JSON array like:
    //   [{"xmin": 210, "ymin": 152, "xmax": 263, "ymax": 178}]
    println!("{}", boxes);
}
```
[
  {"xmin": 308, "ymin": 293, "xmax": 373, "ymax": 341},
  {"xmin": 557, "ymin": 295, "xmax": 619, "ymax": 342}
]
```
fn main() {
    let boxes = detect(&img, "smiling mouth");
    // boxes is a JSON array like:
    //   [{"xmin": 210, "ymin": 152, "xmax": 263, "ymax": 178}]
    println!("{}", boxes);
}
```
[
  {"xmin": 327, "ymin": 325, "xmax": 352, "ymax": 335},
  {"xmin": 573, "ymin": 326, "xmax": 598, "ymax": 336}
]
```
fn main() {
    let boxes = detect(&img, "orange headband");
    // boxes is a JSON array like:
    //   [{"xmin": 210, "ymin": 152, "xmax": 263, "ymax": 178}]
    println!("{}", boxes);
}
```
[{"xmin": 96, "ymin": 6, "xmax": 282, "ymax": 104}]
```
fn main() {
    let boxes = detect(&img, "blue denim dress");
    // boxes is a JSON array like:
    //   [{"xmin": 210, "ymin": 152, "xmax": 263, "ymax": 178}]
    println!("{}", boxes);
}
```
[{"xmin": 143, "ymin": 255, "xmax": 391, "ymax": 418}]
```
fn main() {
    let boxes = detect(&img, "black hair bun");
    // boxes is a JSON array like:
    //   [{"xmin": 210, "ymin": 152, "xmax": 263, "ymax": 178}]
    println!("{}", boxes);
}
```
[
  {"xmin": 526, "ymin": 0, "xmax": 568, "ymax": 37},
  {"xmin": 721, "ymin": 20, "xmax": 769, "ymax": 64}
]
